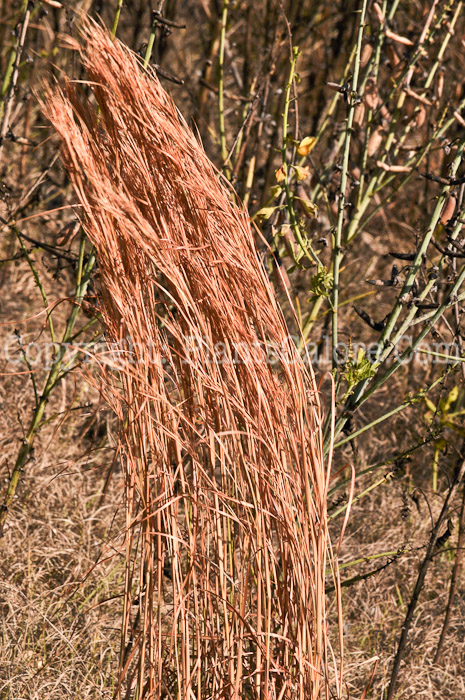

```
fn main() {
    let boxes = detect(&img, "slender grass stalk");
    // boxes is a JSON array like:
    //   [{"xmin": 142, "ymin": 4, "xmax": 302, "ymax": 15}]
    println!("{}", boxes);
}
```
[
  {"xmin": 1, "ymin": 46, "xmax": 15, "ymax": 100},
  {"xmin": 329, "ymin": 436, "xmax": 433, "ymax": 498}
]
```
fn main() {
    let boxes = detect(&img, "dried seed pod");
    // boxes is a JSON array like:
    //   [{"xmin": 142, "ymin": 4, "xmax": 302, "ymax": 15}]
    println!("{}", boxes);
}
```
[
  {"xmin": 366, "ymin": 278, "xmax": 393, "ymax": 287},
  {"xmin": 294, "ymin": 165, "xmax": 310, "ymax": 181},
  {"xmin": 361, "ymin": 43, "xmax": 373, "ymax": 66},
  {"xmin": 436, "ymin": 70, "xmax": 444, "ymax": 101},
  {"xmin": 353, "ymin": 101, "xmax": 365, "ymax": 127},
  {"xmin": 295, "ymin": 183, "xmax": 318, "ymax": 218},
  {"xmin": 380, "ymin": 104, "xmax": 391, "ymax": 123},
  {"xmin": 440, "ymin": 194, "xmax": 457, "ymax": 225},
  {"xmin": 373, "ymin": 2, "xmax": 385, "ymax": 24},
  {"xmin": 387, "ymin": 43, "xmax": 401, "ymax": 68},
  {"xmin": 404, "ymin": 87, "xmax": 432, "ymax": 106},
  {"xmin": 275, "ymin": 164, "xmax": 286, "ymax": 182},
  {"xmin": 297, "ymin": 136, "xmax": 317, "ymax": 157},
  {"xmin": 386, "ymin": 44, "xmax": 403, "ymax": 80},
  {"xmin": 368, "ymin": 126, "xmax": 385, "ymax": 157},
  {"xmin": 406, "ymin": 100, "xmax": 415, "ymax": 119},
  {"xmin": 376, "ymin": 161, "xmax": 411, "ymax": 173},
  {"xmin": 454, "ymin": 110, "xmax": 465, "ymax": 127},
  {"xmin": 385, "ymin": 29, "xmax": 414, "ymax": 46},
  {"xmin": 365, "ymin": 79, "xmax": 379, "ymax": 110},
  {"xmin": 415, "ymin": 105, "xmax": 426, "ymax": 128}
]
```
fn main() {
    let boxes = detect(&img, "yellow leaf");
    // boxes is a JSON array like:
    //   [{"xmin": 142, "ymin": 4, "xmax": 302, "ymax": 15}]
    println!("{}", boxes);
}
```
[
  {"xmin": 295, "ymin": 165, "xmax": 310, "ymax": 181},
  {"xmin": 256, "ymin": 206, "xmax": 277, "ymax": 220},
  {"xmin": 295, "ymin": 196, "xmax": 318, "ymax": 218},
  {"xmin": 275, "ymin": 164, "xmax": 287, "ymax": 182},
  {"xmin": 441, "ymin": 385, "xmax": 459, "ymax": 414},
  {"xmin": 424, "ymin": 397, "xmax": 436, "ymax": 414},
  {"xmin": 297, "ymin": 136, "xmax": 317, "ymax": 157}
]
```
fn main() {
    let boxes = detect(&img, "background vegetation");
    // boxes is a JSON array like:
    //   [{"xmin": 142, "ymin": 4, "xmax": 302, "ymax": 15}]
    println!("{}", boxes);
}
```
[{"xmin": 1, "ymin": 0, "xmax": 465, "ymax": 698}]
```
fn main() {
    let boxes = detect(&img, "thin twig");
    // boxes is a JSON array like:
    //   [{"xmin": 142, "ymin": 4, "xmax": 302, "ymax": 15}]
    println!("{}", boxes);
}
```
[
  {"xmin": 0, "ymin": 0, "xmax": 32, "ymax": 166},
  {"xmin": 386, "ymin": 455, "xmax": 465, "ymax": 700}
]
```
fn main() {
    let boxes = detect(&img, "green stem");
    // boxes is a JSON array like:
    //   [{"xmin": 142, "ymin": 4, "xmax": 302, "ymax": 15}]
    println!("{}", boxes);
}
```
[
  {"xmin": 329, "ymin": 280, "xmax": 465, "ymax": 452},
  {"xmin": 16, "ymin": 229, "xmax": 55, "ymax": 343},
  {"xmin": 357, "ymin": 0, "xmax": 387, "ymax": 207},
  {"xmin": 339, "ymin": 132, "xmax": 465, "ymax": 426},
  {"xmin": 345, "ymin": 2, "xmax": 460, "ymax": 246},
  {"xmin": 326, "ymin": 547, "xmax": 405, "ymax": 592},
  {"xmin": 331, "ymin": 549, "xmax": 401, "ymax": 573},
  {"xmin": 329, "ymin": 437, "xmax": 432, "ymax": 497},
  {"xmin": 111, "ymin": 0, "xmax": 125, "ymax": 40},
  {"xmin": 282, "ymin": 47, "xmax": 320, "ymax": 266},
  {"xmin": 0, "ymin": 0, "xmax": 31, "ymax": 166},
  {"xmin": 0, "ymin": 234, "xmax": 96, "ymax": 536},
  {"xmin": 325, "ymin": 358, "xmax": 461, "ymax": 450},
  {"xmin": 144, "ymin": 15, "xmax": 159, "ymax": 69},
  {"xmin": 329, "ymin": 470, "xmax": 396, "ymax": 521},
  {"xmin": 218, "ymin": 0, "xmax": 229, "ymax": 172},
  {"xmin": 332, "ymin": 0, "xmax": 368, "ymax": 369}
]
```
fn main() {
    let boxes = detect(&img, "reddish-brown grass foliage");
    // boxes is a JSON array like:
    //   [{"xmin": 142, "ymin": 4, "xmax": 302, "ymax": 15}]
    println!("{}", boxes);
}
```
[{"xmin": 43, "ymin": 17, "xmax": 343, "ymax": 700}]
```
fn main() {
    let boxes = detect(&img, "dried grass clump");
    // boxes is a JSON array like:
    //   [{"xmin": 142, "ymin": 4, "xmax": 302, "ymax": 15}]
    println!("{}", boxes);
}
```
[{"xmin": 44, "ymin": 17, "xmax": 343, "ymax": 699}]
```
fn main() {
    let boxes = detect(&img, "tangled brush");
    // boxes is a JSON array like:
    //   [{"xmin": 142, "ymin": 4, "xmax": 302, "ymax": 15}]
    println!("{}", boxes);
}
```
[{"xmin": 44, "ymin": 16, "xmax": 344, "ymax": 699}]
